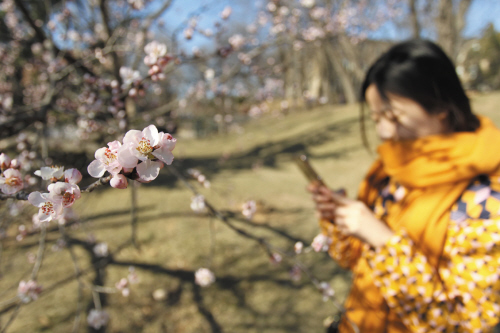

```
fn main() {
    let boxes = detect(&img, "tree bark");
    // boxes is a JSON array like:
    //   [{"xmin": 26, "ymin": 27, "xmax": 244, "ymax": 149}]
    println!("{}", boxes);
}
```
[
  {"xmin": 325, "ymin": 43, "xmax": 357, "ymax": 104},
  {"xmin": 409, "ymin": 0, "xmax": 421, "ymax": 38}
]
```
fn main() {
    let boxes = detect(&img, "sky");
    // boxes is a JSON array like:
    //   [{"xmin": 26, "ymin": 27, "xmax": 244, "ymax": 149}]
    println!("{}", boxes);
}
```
[{"xmin": 157, "ymin": 0, "xmax": 500, "ymax": 49}]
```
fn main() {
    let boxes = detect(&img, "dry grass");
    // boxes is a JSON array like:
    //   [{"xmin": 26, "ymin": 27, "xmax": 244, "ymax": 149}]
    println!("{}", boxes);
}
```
[{"xmin": 1, "ymin": 91, "xmax": 500, "ymax": 333}]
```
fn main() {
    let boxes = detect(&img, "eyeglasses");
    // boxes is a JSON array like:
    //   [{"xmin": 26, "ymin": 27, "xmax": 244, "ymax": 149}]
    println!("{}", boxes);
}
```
[{"xmin": 370, "ymin": 106, "xmax": 399, "ymax": 123}]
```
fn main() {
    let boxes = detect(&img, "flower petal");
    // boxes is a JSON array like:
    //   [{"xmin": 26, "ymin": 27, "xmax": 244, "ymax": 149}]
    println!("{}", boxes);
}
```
[
  {"xmin": 87, "ymin": 160, "xmax": 106, "ymax": 178},
  {"xmin": 117, "ymin": 144, "xmax": 139, "ymax": 168},
  {"xmin": 143, "ymin": 125, "xmax": 159, "ymax": 147},
  {"xmin": 136, "ymin": 160, "xmax": 162, "ymax": 182},
  {"xmin": 28, "ymin": 192, "xmax": 46, "ymax": 207},
  {"xmin": 152, "ymin": 148, "xmax": 174, "ymax": 165},
  {"xmin": 122, "ymin": 130, "xmax": 142, "ymax": 145},
  {"xmin": 107, "ymin": 140, "xmax": 122, "ymax": 151}
]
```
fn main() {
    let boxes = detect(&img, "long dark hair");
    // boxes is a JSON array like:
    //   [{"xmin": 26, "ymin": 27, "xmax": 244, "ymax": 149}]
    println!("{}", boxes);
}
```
[{"xmin": 360, "ymin": 39, "xmax": 479, "ymax": 137}]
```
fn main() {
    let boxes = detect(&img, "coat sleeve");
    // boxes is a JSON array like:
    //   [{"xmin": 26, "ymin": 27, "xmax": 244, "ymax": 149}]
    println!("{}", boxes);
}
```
[
  {"xmin": 320, "ymin": 219, "xmax": 364, "ymax": 270},
  {"xmin": 364, "ymin": 218, "xmax": 500, "ymax": 332}
]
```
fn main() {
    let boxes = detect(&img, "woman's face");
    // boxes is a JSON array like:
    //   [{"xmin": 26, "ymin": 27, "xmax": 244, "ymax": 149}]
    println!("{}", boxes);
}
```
[{"xmin": 365, "ymin": 84, "xmax": 449, "ymax": 141}]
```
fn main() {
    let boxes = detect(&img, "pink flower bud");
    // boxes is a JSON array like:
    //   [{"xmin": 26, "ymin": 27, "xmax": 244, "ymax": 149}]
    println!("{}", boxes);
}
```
[
  {"xmin": 0, "ymin": 153, "xmax": 11, "ymax": 169},
  {"xmin": 128, "ymin": 88, "xmax": 137, "ymax": 97},
  {"xmin": 122, "ymin": 167, "xmax": 135, "ymax": 174},
  {"xmin": 110, "ymin": 174, "xmax": 128, "ymax": 189},
  {"xmin": 64, "ymin": 168, "xmax": 82, "ymax": 184},
  {"xmin": 10, "ymin": 159, "xmax": 20, "ymax": 169}
]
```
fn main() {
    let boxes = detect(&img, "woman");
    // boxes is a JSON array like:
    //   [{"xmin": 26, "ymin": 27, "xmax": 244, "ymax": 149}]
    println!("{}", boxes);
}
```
[{"xmin": 309, "ymin": 39, "xmax": 500, "ymax": 332}]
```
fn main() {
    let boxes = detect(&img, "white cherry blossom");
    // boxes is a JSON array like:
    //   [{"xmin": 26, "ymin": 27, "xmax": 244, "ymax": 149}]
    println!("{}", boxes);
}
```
[
  {"xmin": 117, "ymin": 125, "xmax": 175, "ymax": 182},
  {"xmin": 93, "ymin": 242, "xmax": 109, "ymax": 257},
  {"xmin": 47, "ymin": 182, "xmax": 81, "ymax": 208},
  {"xmin": 144, "ymin": 41, "xmax": 167, "ymax": 66},
  {"xmin": 242, "ymin": 200, "xmax": 257, "ymax": 220},
  {"xmin": 0, "ymin": 168, "xmax": 23, "ymax": 194},
  {"xmin": 228, "ymin": 34, "xmax": 245, "ymax": 51},
  {"xmin": 88, "ymin": 141, "xmax": 123, "ymax": 178},
  {"xmin": 195, "ymin": 268, "xmax": 215, "ymax": 287},
  {"xmin": 301, "ymin": 0, "xmax": 315, "ymax": 8},
  {"xmin": 18, "ymin": 280, "xmax": 42, "ymax": 303},
  {"xmin": 87, "ymin": 309, "xmax": 109, "ymax": 329},
  {"xmin": 220, "ymin": 6, "xmax": 232, "ymax": 19},
  {"xmin": 34, "ymin": 166, "xmax": 64, "ymax": 181},
  {"xmin": 190, "ymin": 194, "xmax": 206, "ymax": 213},
  {"xmin": 0, "ymin": 153, "xmax": 11, "ymax": 169},
  {"xmin": 119, "ymin": 67, "xmax": 140, "ymax": 88},
  {"xmin": 28, "ymin": 191, "xmax": 63, "ymax": 222},
  {"xmin": 64, "ymin": 168, "xmax": 82, "ymax": 184},
  {"xmin": 110, "ymin": 174, "xmax": 128, "ymax": 189},
  {"xmin": 311, "ymin": 233, "xmax": 331, "ymax": 252}
]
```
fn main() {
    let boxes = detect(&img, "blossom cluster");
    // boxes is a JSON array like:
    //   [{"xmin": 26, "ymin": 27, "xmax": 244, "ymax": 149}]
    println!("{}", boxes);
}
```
[
  {"xmin": 114, "ymin": 267, "xmax": 139, "ymax": 297},
  {"xmin": 144, "ymin": 41, "xmax": 172, "ymax": 82},
  {"xmin": 242, "ymin": 200, "xmax": 257, "ymax": 220},
  {"xmin": 187, "ymin": 168, "xmax": 211, "ymax": 188},
  {"xmin": 87, "ymin": 124, "xmax": 176, "ymax": 187},
  {"xmin": 0, "ymin": 153, "xmax": 24, "ymax": 194},
  {"xmin": 18, "ymin": 279, "xmax": 43, "ymax": 303},
  {"xmin": 87, "ymin": 309, "xmax": 109, "ymax": 330},
  {"xmin": 28, "ymin": 167, "xmax": 82, "ymax": 223}
]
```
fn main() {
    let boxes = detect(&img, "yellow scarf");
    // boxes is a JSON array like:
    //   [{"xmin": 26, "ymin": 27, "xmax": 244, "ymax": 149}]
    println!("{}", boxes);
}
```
[{"xmin": 340, "ymin": 116, "xmax": 500, "ymax": 332}]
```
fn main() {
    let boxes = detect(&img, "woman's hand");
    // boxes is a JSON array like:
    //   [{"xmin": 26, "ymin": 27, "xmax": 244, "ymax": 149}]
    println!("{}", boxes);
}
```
[{"xmin": 307, "ymin": 183, "xmax": 395, "ymax": 248}]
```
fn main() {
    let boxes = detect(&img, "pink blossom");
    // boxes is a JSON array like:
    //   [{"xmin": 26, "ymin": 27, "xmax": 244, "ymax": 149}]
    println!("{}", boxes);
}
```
[
  {"xmin": 242, "ymin": 200, "xmax": 257, "ymax": 220},
  {"xmin": 117, "ymin": 125, "xmax": 175, "ymax": 182},
  {"xmin": 190, "ymin": 194, "xmax": 206, "ymax": 213},
  {"xmin": 110, "ymin": 174, "xmax": 128, "ymax": 189},
  {"xmin": 301, "ymin": 0, "xmax": 315, "ymax": 8},
  {"xmin": 34, "ymin": 166, "xmax": 64, "ymax": 181},
  {"xmin": 88, "ymin": 141, "xmax": 123, "ymax": 178},
  {"xmin": 28, "ymin": 191, "xmax": 63, "ymax": 222},
  {"xmin": 0, "ymin": 168, "xmax": 23, "ymax": 194},
  {"xmin": 10, "ymin": 159, "xmax": 20, "ymax": 169},
  {"xmin": 64, "ymin": 168, "xmax": 82, "ymax": 184},
  {"xmin": 128, "ymin": 266, "xmax": 139, "ymax": 284},
  {"xmin": 184, "ymin": 27, "xmax": 193, "ymax": 40},
  {"xmin": 0, "ymin": 153, "xmax": 11, "ymax": 169},
  {"xmin": 128, "ymin": 0, "xmax": 144, "ymax": 10},
  {"xmin": 18, "ymin": 280, "xmax": 42, "ymax": 303},
  {"xmin": 47, "ymin": 182, "xmax": 81, "ymax": 208},
  {"xmin": 270, "ymin": 252, "xmax": 282, "ymax": 265},
  {"xmin": 119, "ymin": 66, "xmax": 140, "ymax": 88},
  {"xmin": 220, "ymin": 6, "xmax": 232, "ymax": 19},
  {"xmin": 93, "ymin": 242, "xmax": 108, "ymax": 257},
  {"xmin": 87, "ymin": 309, "xmax": 109, "ymax": 329},
  {"xmin": 228, "ymin": 34, "xmax": 245, "ymax": 51},
  {"xmin": 311, "ymin": 233, "xmax": 331, "ymax": 252},
  {"xmin": 144, "ymin": 41, "xmax": 167, "ymax": 66},
  {"xmin": 319, "ymin": 282, "xmax": 335, "ymax": 301},
  {"xmin": 294, "ymin": 241, "xmax": 304, "ymax": 254},
  {"xmin": 115, "ymin": 278, "xmax": 130, "ymax": 297},
  {"xmin": 195, "ymin": 268, "xmax": 215, "ymax": 287}
]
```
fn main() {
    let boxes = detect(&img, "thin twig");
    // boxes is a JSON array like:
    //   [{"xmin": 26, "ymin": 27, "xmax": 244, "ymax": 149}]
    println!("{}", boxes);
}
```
[
  {"xmin": 0, "ymin": 304, "xmax": 21, "ymax": 333},
  {"xmin": 30, "ymin": 223, "xmax": 47, "ymax": 280},
  {"xmin": 0, "ymin": 175, "xmax": 113, "ymax": 201},
  {"xmin": 59, "ymin": 224, "xmax": 85, "ymax": 333}
]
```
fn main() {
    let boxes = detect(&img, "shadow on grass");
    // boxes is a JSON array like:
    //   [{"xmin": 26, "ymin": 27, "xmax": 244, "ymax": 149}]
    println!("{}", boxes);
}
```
[
  {"xmin": 110, "ymin": 257, "xmax": 349, "ymax": 333},
  {"xmin": 146, "ymin": 116, "xmax": 361, "ymax": 188}
]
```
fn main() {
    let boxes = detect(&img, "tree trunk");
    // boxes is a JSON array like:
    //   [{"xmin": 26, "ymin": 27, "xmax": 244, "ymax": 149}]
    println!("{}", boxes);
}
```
[
  {"xmin": 409, "ymin": 0, "xmax": 421, "ymax": 38},
  {"xmin": 325, "ymin": 43, "xmax": 357, "ymax": 104}
]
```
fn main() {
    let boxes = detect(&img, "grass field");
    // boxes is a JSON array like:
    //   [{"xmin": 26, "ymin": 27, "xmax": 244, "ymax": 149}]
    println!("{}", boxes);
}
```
[{"xmin": 2, "ymin": 91, "xmax": 500, "ymax": 333}]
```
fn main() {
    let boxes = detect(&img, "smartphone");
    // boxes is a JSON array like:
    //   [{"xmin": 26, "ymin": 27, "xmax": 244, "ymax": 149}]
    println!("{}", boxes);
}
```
[{"xmin": 293, "ymin": 154, "xmax": 326, "ymax": 186}]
